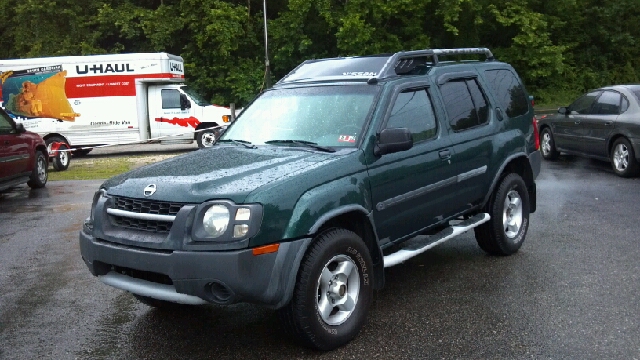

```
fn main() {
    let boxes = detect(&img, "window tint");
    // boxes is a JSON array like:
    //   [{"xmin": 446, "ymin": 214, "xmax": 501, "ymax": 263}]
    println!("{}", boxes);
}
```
[
  {"xmin": 621, "ymin": 95, "xmax": 629, "ymax": 113},
  {"xmin": 593, "ymin": 91, "xmax": 621, "ymax": 115},
  {"xmin": 386, "ymin": 89, "xmax": 437, "ymax": 142},
  {"xmin": 441, "ymin": 79, "xmax": 488, "ymax": 131},
  {"xmin": 569, "ymin": 91, "xmax": 600, "ymax": 114},
  {"xmin": 484, "ymin": 69, "xmax": 529, "ymax": 117},
  {"xmin": 0, "ymin": 110, "xmax": 15, "ymax": 134},
  {"xmin": 161, "ymin": 89, "xmax": 181, "ymax": 109}
]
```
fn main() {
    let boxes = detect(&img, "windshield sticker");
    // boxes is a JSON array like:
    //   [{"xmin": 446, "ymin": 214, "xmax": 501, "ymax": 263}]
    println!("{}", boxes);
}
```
[
  {"xmin": 342, "ymin": 72, "xmax": 377, "ymax": 76},
  {"xmin": 338, "ymin": 135, "xmax": 356, "ymax": 143}
]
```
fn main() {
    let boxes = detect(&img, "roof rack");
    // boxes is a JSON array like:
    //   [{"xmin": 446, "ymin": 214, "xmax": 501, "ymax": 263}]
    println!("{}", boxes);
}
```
[{"xmin": 277, "ymin": 47, "xmax": 494, "ymax": 85}]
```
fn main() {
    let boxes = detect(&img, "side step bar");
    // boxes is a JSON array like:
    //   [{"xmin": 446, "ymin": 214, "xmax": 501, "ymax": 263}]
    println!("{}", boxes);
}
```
[
  {"xmin": 383, "ymin": 213, "xmax": 490, "ymax": 268},
  {"xmin": 99, "ymin": 271, "xmax": 208, "ymax": 305}
]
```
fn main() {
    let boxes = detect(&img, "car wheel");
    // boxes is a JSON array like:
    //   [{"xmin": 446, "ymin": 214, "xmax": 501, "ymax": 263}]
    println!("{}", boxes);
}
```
[
  {"xmin": 46, "ymin": 136, "xmax": 71, "ymax": 171},
  {"xmin": 197, "ymin": 127, "xmax": 221, "ymax": 148},
  {"xmin": 27, "ymin": 151, "xmax": 48, "ymax": 189},
  {"xmin": 474, "ymin": 173, "xmax": 530, "ymax": 256},
  {"xmin": 133, "ymin": 294, "xmax": 195, "ymax": 309},
  {"xmin": 540, "ymin": 128, "xmax": 559, "ymax": 160},
  {"xmin": 610, "ymin": 137, "xmax": 639, "ymax": 177},
  {"xmin": 278, "ymin": 228, "xmax": 373, "ymax": 350}
]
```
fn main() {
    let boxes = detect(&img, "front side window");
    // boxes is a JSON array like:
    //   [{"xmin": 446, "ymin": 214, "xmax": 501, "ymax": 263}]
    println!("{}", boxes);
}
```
[
  {"xmin": 484, "ymin": 69, "xmax": 529, "ymax": 118},
  {"xmin": 221, "ymin": 85, "xmax": 379, "ymax": 147},
  {"xmin": 440, "ymin": 79, "xmax": 489, "ymax": 132},
  {"xmin": 161, "ymin": 89, "xmax": 181, "ymax": 109},
  {"xmin": 593, "ymin": 91, "xmax": 621, "ymax": 115},
  {"xmin": 569, "ymin": 91, "xmax": 601, "ymax": 114},
  {"xmin": 0, "ymin": 109, "xmax": 15, "ymax": 134},
  {"xmin": 386, "ymin": 88, "xmax": 437, "ymax": 142}
]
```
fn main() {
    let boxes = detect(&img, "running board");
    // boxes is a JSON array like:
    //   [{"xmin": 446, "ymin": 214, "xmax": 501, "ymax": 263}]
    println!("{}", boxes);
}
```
[{"xmin": 383, "ymin": 213, "xmax": 490, "ymax": 268}]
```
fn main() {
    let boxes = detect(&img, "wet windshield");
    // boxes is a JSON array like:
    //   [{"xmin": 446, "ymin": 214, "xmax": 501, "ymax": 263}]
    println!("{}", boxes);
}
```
[
  {"xmin": 221, "ymin": 85, "xmax": 378, "ymax": 147},
  {"xmin": 180, "ymin": 85, "xmax": 210, "ymax": 106}
]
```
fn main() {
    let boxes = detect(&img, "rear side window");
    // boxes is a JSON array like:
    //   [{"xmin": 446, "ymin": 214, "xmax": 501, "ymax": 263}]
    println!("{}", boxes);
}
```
[
  {"xmin": 161, "ymin": 89, "xmax": 181, "ymax": 109},
  {"xmin": 484, "ymin": 69, "xmax": 529, "ymax": 118},
  {"xmin": 0, "ymin": 110, "xmax": 15, "ymax": 134},
  {"xmin": 440, "ymin": 79, "xmax": 489, "ymax": 132},
  {"xmin": 386, "ymin": 88, "xmax": 437, "ymax": 142},
  {"xmin": 593, "ymin": 91, "xmax": 621, "ymax": 115}
]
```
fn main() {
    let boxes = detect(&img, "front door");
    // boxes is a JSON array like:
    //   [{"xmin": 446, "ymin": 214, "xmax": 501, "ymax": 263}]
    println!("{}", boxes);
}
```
[
  {"xmin": 367, "ymin": 85, "xmax": 457, "ymax": 243},
  {"xmin": 0, "ymin": 111, "xmax": 29, "ymax": 180},
  {"xmin": 148, "ymin": 85, "xmax": 194, "ymax": 139},
  {"xmin": 555, "ymin": 91, "xmax": 601, "ymax": 152}
]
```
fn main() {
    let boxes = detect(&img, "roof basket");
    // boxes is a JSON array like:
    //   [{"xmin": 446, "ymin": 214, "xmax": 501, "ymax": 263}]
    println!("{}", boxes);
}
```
[{"xmin": 277, "ymin": 47, "xmax": 494, "ymax": 85}]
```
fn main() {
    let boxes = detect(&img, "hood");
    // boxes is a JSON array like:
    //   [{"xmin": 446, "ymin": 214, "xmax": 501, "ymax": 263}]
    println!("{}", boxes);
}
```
[{"xmin": 102, "ymin": 146, "xmax": 338, "ymax": 204}]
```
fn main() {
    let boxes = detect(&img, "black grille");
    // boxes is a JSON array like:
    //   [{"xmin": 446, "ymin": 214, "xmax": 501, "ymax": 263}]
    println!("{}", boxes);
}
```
[
  {"xmin": 112, "ymin": 196, "xmax": 184, "ymax": 216},
  {"xmin": 109, "ymin": 196, "xmax": 186, "ymax": 233}
]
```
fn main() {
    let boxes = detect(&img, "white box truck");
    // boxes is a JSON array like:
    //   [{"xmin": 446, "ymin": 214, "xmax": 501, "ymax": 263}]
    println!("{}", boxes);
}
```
[{"xmin": 0, "ymin": 53, "xmax": 231, "ymax": 170}]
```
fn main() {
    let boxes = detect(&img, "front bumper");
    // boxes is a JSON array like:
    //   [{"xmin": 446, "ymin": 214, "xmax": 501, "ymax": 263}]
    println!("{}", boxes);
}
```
[{"xmin": 79, "ymin": 229, "xmax": 311, "ymax": 309}]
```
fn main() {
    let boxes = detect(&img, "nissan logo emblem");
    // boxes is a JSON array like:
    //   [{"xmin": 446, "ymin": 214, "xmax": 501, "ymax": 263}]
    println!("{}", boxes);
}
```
[{"xmin": 143, "ymin": 184, "xmax": 157, "ymax": 196}]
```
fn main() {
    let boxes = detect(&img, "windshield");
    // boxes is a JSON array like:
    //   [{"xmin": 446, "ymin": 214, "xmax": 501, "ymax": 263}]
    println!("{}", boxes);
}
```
[
  {"xmin": 180, "ymin": 85, "xmax": 210, "ymax": 106},
  {"xmin": 221, "ymin": 85, "xmax": 378, "ymax": 147}
]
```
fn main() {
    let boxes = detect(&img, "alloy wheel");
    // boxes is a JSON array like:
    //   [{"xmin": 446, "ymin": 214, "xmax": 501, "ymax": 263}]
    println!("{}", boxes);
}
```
[
  {"xmin": 503, "ymin": 189, "xmax": 523, "ymax": 239},
  {"xmin": 315, "ymin": 254, "xmax": 360, "ymax": 326},
  {"xmin": 613, "ymin": 143, "xmax": 629, "ymax": 172}
]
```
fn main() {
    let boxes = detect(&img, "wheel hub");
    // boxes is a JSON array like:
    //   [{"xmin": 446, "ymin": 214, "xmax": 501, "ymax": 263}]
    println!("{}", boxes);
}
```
[
  {"xmin": 613, "ymin": 144, "xmax": 628, "ymax": 171},
  {"xmin": 316, "ymin": 255, "xmax": 360, "ymax": 326},
  {"xmin": 503, "ymin": 189, "xmax": 523, "ymax": 240}
]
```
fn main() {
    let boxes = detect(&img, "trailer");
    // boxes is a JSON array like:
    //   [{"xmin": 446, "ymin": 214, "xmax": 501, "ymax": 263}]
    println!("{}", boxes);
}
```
[{"xmin": 0, "ymin": 53, "xmax": 231, "ymax": 170}]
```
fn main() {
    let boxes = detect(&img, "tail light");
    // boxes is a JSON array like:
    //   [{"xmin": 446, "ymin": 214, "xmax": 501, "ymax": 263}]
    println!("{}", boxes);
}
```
[{"xmin": 533, "ymin": 116, "xmax": 540, "ymax": 150}]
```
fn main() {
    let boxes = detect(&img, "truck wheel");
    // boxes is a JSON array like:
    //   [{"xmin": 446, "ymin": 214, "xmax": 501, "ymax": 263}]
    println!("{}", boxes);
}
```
[
  {"xmin": 540, "ymin": 128, "xmax": 559, "ymax": 160},
  {"xmin": 46, "ymin": 136, "xmax": 71, "ymax": 171},
  {"xmin": 474, "ymin": 173, "xmax": 530, "ymax": 256},
  {"xmin": 611, "ymin": 137, "xmax": 639, "ymax": 177},
  {"xmin": 27, "ymin": 151, "xmax": 48, "ymax": 189},
  {"xmin": 278, "ymin": 228, "xmax": 373, "ymax": 350},
  {"xmin": 133, "ymin": 294, "xmax": 192, "ymax": 309},
  {"xmin": 197, "ymin": 128, "xmax": 221, "ymax": 148}
]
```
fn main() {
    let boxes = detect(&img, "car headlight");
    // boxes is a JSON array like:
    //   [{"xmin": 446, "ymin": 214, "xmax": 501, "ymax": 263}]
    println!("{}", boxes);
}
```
[{"xmin": 203, "ymin": 205, "xmax": 230, "ymax": 237}]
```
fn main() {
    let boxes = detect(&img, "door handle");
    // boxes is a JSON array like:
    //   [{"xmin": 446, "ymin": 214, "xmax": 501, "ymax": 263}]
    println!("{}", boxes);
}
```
[
  {"xmin": 574, "ymin": 121, "xmax": 581, "ymax": 125},
  {"xmin": 604, "ymin": 121, "xmax": 613, "ymax": 126},
  {"xmin": 3, "ymin": 140, "xmax": 9, "ymax": 145},
  {"xmin": 439, "ymin": 149, "xmax": 451, "ymax": 160}
]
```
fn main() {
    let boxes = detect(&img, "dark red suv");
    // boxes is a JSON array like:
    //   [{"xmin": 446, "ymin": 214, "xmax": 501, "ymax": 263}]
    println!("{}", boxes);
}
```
[{"xmin": 0, "ymin": 108, "xmax": 48, "ymax": 192}]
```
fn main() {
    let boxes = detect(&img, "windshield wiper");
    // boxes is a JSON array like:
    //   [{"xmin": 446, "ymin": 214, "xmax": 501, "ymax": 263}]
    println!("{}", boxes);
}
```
[
  {"xmin": 218, "ymin": 139, "xmax": 257, "ymax": 149},
  {"xmin": 265, "ymin": 140, "xmax": 336, "ymax": 153}
]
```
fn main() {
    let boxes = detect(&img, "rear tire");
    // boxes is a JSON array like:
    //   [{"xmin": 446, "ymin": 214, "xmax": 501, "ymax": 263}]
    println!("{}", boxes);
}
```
[
  {"xmin": 474, "ymin": 173, "xmax": 530, "ymax": 255},
  {"xmin": 197, "ymin": 127, "xmax": 221, "ymax": 148},
  {"xmin": 46, "ymin": 136, "xmax": 71, "ymax": 171},
  {"xmin": 278, "ymin": 228, "xmax": 373, "ymax": 351},
  {"xmin": 610, "ymin": 137, "xmax": 639, "ymax": 177},
  {"xmin": 27, "ymin": 151, "xmax": 48, "ymax": 189},
  {"xmin": 540, "ymin": 128, "xmax": 559, "ymax": 160}
]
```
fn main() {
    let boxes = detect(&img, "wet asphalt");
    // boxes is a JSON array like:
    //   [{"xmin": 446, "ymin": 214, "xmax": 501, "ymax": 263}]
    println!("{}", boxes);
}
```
[{"xmin": 1, "ymin": 156, "xmax": 639, "ymax": 359}]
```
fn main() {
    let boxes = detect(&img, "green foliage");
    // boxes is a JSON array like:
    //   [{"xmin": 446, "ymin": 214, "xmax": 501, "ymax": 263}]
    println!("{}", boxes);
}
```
[{"xmin": 2, "ymin": 0, "xmax": 640, "ymax": 106}]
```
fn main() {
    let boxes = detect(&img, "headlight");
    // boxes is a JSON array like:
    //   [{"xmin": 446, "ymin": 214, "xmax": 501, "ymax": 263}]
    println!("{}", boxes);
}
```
[{"xmin": 202, "ymin": 205, "xmax": 230, "ymax": 237}]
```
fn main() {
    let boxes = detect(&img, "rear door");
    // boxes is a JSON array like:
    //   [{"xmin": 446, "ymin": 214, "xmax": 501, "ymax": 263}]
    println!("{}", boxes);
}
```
[
  {"xmin": 367, "ymin": 84, "xmax": 457, "ymax": 242},
  {"xmin": 580, "ymin": 90, "xmax": 624, "ymax": 158}
]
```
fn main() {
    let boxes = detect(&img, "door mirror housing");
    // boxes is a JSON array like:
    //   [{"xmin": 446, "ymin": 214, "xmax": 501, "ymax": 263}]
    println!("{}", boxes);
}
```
[
  {"xmin": 558, "ymin": 107, "xmax": 567, "ymax": 115},
  {"xmin": 15, "ymin": 123, "xmax": 26, "ymax": 134},
  {"xmin": 374, "ymin": 128, "xmax": 413, "ymax": 156},
  {"xmin": 180, "ymin": 93, "xmax": 192, "ymax": 110}
]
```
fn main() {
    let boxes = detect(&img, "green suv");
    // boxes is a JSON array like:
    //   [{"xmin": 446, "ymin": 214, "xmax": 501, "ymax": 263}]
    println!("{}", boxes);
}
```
[{"xmin": 79, "ymin": 48, "xmax": 541, "ymax": 350}]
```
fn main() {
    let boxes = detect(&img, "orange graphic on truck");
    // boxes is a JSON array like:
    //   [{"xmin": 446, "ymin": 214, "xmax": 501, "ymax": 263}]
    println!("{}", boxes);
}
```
[{"xmin": 0, "ymin": 65, "xmax": 80, "ymax": 121}]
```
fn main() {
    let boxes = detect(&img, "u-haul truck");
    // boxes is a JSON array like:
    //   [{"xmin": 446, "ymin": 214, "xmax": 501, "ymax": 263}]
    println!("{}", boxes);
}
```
[{"xmin": 0, "ymin": 52, "xmax": 231, "ymax": 169}]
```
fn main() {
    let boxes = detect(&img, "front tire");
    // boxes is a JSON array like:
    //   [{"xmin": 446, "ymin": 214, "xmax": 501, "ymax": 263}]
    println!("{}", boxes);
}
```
[
  {"xmin": 278, "ymin": 228, "xmax": 373, "ymax": 351},
  {"xmin": 610, "ymin": 137, "xmax": 639, "ymax": 177},
  {"xmin": 197, "ymin": 127, "xmax": 221, "ymax": 148},
  {"xmin": 474, "ymin": 173, "xmax": 530, "ymax": 255},
  {"xmin": 27, "ymin": 151, "xmax": 48, "ymax": 189},
  {"xmin": 540, "ymin": 128, "xmax": 559, "ymax": 160}
]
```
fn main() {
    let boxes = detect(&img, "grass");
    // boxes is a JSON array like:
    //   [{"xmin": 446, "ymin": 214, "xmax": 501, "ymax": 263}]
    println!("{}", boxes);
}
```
[{"xmin": 48, "ymin": 155, "xmax": 179, "ymax": 181}]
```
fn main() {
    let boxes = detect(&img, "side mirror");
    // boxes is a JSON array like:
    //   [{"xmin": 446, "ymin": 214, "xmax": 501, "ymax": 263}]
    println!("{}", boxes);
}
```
[
  {"xmin": 374, "ymin": 128, "xmax": 413, "ymax": 156},
  {"xmin": 15, "ymin": 123, "xmax": 26, "ymax": 133},
  {"xmin": 180, "ymin": 93, "xmax": 192, "ymax": 110},
  {"xmin": 558, "ymin": 107, "xmax": 567, "ymax": 115}
]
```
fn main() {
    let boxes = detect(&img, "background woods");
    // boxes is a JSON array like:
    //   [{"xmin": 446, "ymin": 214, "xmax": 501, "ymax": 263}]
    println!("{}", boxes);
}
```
[{"xmin": 1, "ymin": 0, "xmax": 639, "ymax": 106}]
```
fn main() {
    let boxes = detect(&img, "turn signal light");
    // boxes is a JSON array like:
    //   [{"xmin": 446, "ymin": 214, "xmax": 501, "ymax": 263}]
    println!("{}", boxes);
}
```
[
  {"xmin": 252, "ymin": 243, "xmax": 280, "ymax": 256},
  {"xmin": 222, "ymin": 115, "xmax": 231, "ymax": 123}
]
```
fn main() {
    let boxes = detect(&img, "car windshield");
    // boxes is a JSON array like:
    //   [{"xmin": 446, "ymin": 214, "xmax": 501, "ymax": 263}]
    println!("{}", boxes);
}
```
[
  {"xmin": 180, "ymin": 85, "xmax": 210, "ymax": 106},
  {"xmin": 221, "ymin": 85, "xmax": 379, "ymax": 147}
]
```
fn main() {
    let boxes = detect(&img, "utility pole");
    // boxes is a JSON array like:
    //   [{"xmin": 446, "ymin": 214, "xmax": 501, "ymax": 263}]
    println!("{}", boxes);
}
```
[{"xmin": 263, "ymin": 0, "xmax": 271, "ymax": 89}]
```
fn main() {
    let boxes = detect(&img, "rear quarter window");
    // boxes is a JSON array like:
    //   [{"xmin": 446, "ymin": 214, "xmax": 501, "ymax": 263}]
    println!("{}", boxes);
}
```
[{"xmin": 484, "ymin": 69, "xmax": 529, "ymax": 118}]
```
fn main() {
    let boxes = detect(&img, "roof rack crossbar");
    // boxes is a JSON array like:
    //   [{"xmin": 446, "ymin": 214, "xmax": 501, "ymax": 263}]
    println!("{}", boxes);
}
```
[{"xmin": 379, "ymin": 47, "xmax": 494, "ymax": 79}]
